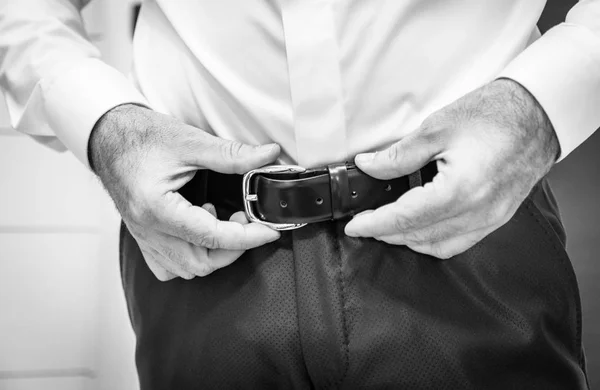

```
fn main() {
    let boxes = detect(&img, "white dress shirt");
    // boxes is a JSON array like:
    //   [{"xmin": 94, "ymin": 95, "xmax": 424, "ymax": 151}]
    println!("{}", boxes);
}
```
[{"xmin": 1, "ymin": 0, "xmax": 599, "ymax": 169}]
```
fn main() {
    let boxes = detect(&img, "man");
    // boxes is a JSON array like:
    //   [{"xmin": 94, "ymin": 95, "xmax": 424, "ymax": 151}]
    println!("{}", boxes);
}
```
[{"xmin": 0, "ymin": 0, "xmax": 597, "ymax": 388}]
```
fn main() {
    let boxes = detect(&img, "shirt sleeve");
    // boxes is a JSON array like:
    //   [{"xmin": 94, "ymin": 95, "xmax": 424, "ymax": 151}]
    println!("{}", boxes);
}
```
[
  {"xmin": 497, "ymin": 0, "xmax": 600, "ymax": 162},
  {"xmin": 0, "ymin": 0, "xmax": 149, "ymax": 169}
]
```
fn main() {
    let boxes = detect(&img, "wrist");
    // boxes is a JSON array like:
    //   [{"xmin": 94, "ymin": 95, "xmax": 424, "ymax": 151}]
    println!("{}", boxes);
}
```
[
  {"xmin": 88, "ymin": 103, "xmax": 150, "ymax": 174},
  {"xmin": 493, "ymin": 78, "xmax": 560, "ymax": 166}
]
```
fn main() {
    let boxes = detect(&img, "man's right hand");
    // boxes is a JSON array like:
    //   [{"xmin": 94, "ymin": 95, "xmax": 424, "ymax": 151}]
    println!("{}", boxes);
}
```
[{"xmin": 89, "ymin": 104, "xmax": 281, "ymax": 281}]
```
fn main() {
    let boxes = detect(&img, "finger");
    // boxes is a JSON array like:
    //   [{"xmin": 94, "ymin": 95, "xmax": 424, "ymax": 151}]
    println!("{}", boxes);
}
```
[
  {"xmin": 202, "ymin": 203, "xmax": 217, "ymax": 218},
  {"xmin": 407, "ymin": 226, "xmax": 495, "ymax": 260},
  {"xmin": 151, "ymin": 232, "xmax": 234, "ymax": 278},
  {"xmin": 345, "ymin": 173, "xmax": 459, "ymax": 238},
  {"xmin": 355, "ymin": 128, "xmax": 446, "ymax": 180},
  {"xmin": 228, "ymin": 210, "xmax": 250, "ymax": 224},
  {"xmin": 376, "ymin": 216, "xmax": 491, "ymax": 247},
  {"xmin": 147, "ymin": 243, "xmax": 196, "ymax": 280},
  {"xmin": 374, "ymin": 186, "xmax": 518, "ymax": 246},
  {"xmin": 203, "ymin": 212, "xmax": 251, "ymax": 272},
  {"xmin": 146, "ymin": 259, "xmax": 183, "ymax": 282},
  {"xmin": 151, "ymin": 232, "xmax": 211, "ymax": 276},
  {"xmin": 375, "ymin": 212, "xmax": 479, "ymax": 245},
  {"xmin": 140, "ymin": 246, "xmax": 178, "ymax": 281},
  {"xmin": 188, "ymin": 130, "xmax": 281, "ymax": 174},
  {"xmin": 352, "ymin": 209, "xmax": 374, "ymax": 218},
  {"xmin": 157, "ymin": 191, "xmax": 281, "ymax": 250}
]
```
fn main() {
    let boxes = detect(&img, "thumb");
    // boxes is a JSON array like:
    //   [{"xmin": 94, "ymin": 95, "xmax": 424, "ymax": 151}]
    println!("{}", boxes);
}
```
[
  {"xmin": 355, "ymin": 128, "xmax": 445, "ymax": 180},
  {"xmin": 192, "ymin": 132, "xmax": 281, "ymax": 174}
]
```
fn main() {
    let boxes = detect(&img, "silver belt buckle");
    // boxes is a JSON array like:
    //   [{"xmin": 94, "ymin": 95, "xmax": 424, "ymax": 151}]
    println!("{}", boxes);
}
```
[{"xmin": 242, "ymin": 165, "xmax": 307, "ymax": 231}]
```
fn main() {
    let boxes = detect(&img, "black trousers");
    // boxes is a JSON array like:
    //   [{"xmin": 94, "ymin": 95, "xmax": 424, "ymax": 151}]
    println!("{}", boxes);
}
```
[{"xmin": 120, "ymin": 177, "xmax": 588, "ymax": 389}]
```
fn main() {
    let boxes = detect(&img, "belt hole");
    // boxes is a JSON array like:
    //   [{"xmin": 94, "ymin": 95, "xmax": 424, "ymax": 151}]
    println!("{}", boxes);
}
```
[
  {"xmin": 280, "ymin": 200, "xmax": 288, "ymax": 208},
  {"xmin": 384, "ymin": 184, "xmax": 391, "ymax": 192},
  {"xmin": 351, "ymin": 191, "xmax": 358, "ymax": 198},
  {"xmin": 315, "ymin": 197, "xmax": 323, "ymax": 205}
]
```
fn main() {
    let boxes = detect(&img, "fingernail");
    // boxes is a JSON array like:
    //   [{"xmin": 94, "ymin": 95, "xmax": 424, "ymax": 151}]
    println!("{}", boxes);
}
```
[
  {"xmin": 355, "ymin": 153, "xmax": 375, "ymax": 164},
  {"xmin": 260, "ymin": 143, "xmax": 279, "ymax": 153},
  {"xmin": 344, "ymin": 222, "xmax": 358, "ymax": 237},
  {"xmin": 202, "ymin": 203, "xmax": 217, "ymax": 217},
  {"xmin": 354, "ymin": 209, "xmax": 374, "ymax": 218},
  {"xmin": 345, "ymin": 229, "xmax": 358, "ymax": 237},
  {"xmin": 259, "ymin": 228, "xmax": 281, "ymax": 242}
]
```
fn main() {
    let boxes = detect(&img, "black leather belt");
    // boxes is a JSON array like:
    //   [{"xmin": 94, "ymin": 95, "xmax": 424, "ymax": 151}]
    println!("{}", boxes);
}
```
[{"xmin": 181, "ymin": 161, "xmax": 438, "ymax": 230}]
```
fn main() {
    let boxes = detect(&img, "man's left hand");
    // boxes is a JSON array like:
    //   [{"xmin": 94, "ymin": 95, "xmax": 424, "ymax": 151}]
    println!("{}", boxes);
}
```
[{"xmin": 344, "ymin": 79, "xmax": 559, "ymax": 259}]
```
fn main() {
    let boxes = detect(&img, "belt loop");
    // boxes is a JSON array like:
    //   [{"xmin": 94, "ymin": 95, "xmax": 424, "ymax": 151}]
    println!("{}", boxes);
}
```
[
  {"xmin": 328, "ymin": 162, "xmax": 351, "ymax": 220},
  {"xmin": 408, "ymin": 170, "xmax": 422, "ymax": 189}
]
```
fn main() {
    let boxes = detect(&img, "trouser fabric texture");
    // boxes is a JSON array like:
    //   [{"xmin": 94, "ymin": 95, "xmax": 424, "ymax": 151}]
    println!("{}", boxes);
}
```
[{"xmin": 120, "ymin": 174, "xmax": 588, "ymax": 389}]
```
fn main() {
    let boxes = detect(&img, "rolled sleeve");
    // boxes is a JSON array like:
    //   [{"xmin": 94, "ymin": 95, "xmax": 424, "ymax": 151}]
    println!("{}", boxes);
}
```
[{"xmin": 498, "ymin": 21, "xmax": 600, "ymax": 161}]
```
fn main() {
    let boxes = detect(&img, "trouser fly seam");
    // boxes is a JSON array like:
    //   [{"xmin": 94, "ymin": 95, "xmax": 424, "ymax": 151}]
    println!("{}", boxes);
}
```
[
  {"xmin": 330, "ymin": 224, "xmax": 350, "ymax": 388},
  {"xmin": 290, "ymin": 232, "xmax": 312, "ymax": 384}
]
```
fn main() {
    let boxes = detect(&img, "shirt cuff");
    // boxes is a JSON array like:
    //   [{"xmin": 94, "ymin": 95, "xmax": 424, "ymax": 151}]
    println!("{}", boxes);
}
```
[
  {"xmin": 42, "ymin": 58, "xmax": 149, "ymax": 169},
  {"xmin": 497, "ymin": 23, "xmax": 600, "ymax": 162}
]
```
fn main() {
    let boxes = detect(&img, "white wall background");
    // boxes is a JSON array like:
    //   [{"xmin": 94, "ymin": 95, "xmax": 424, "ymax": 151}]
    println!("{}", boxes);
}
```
[{"xmin": 0, "ymin": 1, "xmax": 141, "ymax": 389}]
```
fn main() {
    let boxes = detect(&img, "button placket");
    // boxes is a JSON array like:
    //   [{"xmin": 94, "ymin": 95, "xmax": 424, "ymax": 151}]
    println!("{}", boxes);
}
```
[{"xmin": 280, "ymin": 0, "xmax": 348, "ymax": 168}]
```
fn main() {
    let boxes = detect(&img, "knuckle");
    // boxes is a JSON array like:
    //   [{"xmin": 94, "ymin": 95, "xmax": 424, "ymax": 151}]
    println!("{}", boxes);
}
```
[
  {"xmin": 418, "ymin": 116, "xmax": 444, "ymax": 140},
  {"xmin": 483, "ymin": 207, "xmax": 503, "ymax": 226},
  {"xmin": 420, "ymin": 114, "xmax": 440, "ymax": 131},
  {"xmin": 181, "ymin": 272, "xmax": 195, "ymax": 280},
  {"xmin": 427, "ymin": 243, "xmax": 442, "ymax": 258},
  {"xmin": 450, "ymin": 182, "xmax": 471, "ymax": 204},
  {"xmin": 482, "ymin": 200, "xmax": 513, "ymax": 227},
  {"xmin": 195, "ymin": 232, "xmax": 219, "ymax": 249},
  {"xmin": 127, "ymin": 199, "xmax": 148, "ymax": 223},
  {"xmin": 437, "ymin": 250, "xmax": 455, "ymax": 260},
  {"xmin": 127, "ymin": 195, "xmax": 156, "ymax": 225},
  {"xmin": 421, "ymin": 126, "xmax": 445, "ymax": 145},
  {"xmin": 416, "ymin": 242, "xmax": 446, "ymax": 260},
  {"xmin": 408, "ymin": 243, "xmax": 432, "ymax": 258},
  {"xmin": 239, "ymin": 227, "xmax": 251, "ymax": 250},
  {"xmin": 430, "ymin": 243, "xmax": 452, "ymax": 260},
  {"xmin": 223, "ymin": 141, "xmax": 245, "ymax": 169},
  {"xmin": 499, "ymin": 209, "xmax": 515, "ymax": 226},
  {"xmin": 468, "ymin": 179, "xmax": 497, "ymax": 206},
  {"xmin": 159, "ymin": 244, "xmax": 188, "ymax": 268},
  {"xmin": 228, "ymin": 140, "xmax": 244, "ymax": 157},
  {"xmin": 196, "ymin": 263, "xmax": 216, "ymax": 277},
  {"xmin": 428, "ymin": 225, "xmax": 446, "ymax": 243},
  {"xmin": 402, "ymin": 230, "xmax": 426, "ymax": 244},
  {"xmin": 154, "ymin": 273, "xmax": 170, "ymax": 282},
  {"xmin": 392, "ymin": 215, "xmax": 405, "ymax": 232},
  {"xmin": 386, "ymin": 143, "xmax": 401, "ymax": 162},
  {"xmin": 139, "ymin": 248, "xmax": 154, "ymax": 264},
  {"xmin": 130, "ymin": 226, "xmax": 149, "ymax": 245},
  {"xmin": 393, "ymin": 213, "xmax": 416, "ymax": 232}
]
